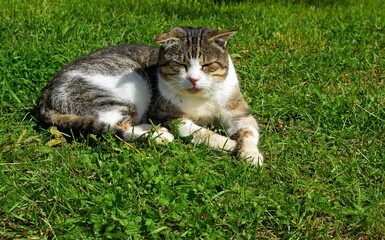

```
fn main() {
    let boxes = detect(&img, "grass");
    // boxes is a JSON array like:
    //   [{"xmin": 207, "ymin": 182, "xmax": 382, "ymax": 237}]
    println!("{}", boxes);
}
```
[{"xmin": 1, "ymin": 0, "xmax": 384, "ymax": 238}]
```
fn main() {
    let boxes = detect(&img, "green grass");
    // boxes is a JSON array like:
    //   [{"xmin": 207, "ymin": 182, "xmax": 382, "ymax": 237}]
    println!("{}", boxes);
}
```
[{"xmin": 1, "ymin": 0, "xmax": 384, "ymax": 239}]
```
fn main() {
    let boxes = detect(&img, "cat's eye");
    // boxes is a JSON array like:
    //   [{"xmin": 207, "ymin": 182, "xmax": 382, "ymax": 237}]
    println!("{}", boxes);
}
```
[
  {"xmin": 202, "ymin": 62, "xmax": 220, "ymax": 72},
  {"xmin": 170, "ymin": 61, "xmax": 187, "ymax": 71}
]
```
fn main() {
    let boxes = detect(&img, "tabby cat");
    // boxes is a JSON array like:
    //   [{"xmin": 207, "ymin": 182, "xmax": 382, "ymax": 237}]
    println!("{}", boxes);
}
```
[{"xmin": 39, "ymin": 27, "xmax": 264, "ymax": 166}]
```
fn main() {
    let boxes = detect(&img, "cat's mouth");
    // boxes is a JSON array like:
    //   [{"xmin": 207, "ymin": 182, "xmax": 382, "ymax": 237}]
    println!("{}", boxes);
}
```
[{"xmin": 186, "ymin": 87, "xmax": 202, "ymax": 94}]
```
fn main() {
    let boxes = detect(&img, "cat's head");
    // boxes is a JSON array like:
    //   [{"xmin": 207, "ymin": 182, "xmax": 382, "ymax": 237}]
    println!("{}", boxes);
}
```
[{"xmin": 155, "ymin": 27, "xmax": 236, "ymax": 97}]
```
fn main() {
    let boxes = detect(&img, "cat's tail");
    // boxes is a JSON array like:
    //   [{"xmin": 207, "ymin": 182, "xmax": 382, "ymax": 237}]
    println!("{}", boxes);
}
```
[
  {"xmin": 39, "ymin": 109, "xmax": 113, "ymax": 136},
  {"xmin": 39, "ymin": 109, "xmax": 175, "ymax": 145}
]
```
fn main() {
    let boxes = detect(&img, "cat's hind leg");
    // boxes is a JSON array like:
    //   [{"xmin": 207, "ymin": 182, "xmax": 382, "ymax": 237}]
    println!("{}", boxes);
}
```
[{"xmin": 98, "ymin": 108, "xmax": 174, "ymax": 144}]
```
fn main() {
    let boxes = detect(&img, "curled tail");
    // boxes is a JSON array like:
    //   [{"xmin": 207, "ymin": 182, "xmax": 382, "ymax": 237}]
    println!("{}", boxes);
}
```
[
  {"xmin": 40, "ymin": 109, "xmax": 112, "ymax": 135},
  {"xmin": 39, "ymin": 109, "xmax": 175, "ymax": 145},
  {"xmin": 38, "ymin": 84, "xmax": 119, "ymax": 135}
]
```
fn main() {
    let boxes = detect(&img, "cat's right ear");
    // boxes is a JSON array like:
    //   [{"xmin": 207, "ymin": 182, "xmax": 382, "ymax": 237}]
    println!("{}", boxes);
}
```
[
  {"xmin": 154, "ymin": 34, "xmax": 179, "ymax": 44},
  {"xmin": 154, "ymin": 28, "xmax": 182, "ymax": 46}
]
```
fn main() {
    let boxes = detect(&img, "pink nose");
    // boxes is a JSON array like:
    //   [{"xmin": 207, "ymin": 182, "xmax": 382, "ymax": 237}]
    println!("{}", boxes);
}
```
[{"xmin": 189, "ymin": 77, "xmax": 199, "ymax": 85}]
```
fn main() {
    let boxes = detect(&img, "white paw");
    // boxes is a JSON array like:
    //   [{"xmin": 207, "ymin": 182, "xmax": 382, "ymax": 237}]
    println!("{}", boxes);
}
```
[
  {"xmin": 240, "ymin": 149, "xmax": 264, "ymax": 166},
  {"xmin": 152, "ymin": 127, "xmax": 175, "ymax": 145},
  {"xmin": 216, "ymin": 137, "xmax": 237, "ymax": 152}
]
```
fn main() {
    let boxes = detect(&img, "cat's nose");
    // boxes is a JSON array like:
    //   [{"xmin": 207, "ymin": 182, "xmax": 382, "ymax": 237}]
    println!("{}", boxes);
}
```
[{"xmin": 189, "ymin": 77, "xmax": 199, "ymax": 85}]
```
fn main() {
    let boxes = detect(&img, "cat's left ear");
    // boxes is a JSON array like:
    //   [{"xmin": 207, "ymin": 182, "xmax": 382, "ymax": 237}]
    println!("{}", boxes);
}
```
[{"xmin": 209, "ymin": 29, "xmax": 237, "ymax": 48}]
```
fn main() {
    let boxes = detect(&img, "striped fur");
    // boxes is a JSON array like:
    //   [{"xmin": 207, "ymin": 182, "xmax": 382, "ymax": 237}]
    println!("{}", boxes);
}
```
[{"xmin": 39, "ymin": 27, "xmax": 263, "ymax": 166}]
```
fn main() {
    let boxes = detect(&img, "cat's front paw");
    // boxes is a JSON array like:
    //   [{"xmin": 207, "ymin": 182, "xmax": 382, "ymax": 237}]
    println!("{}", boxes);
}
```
[
  {"xmin": 153, "ymin": 127, "xmax": 175, "ymax": 145},
  {"xmin": 239, "ymin": 149, "xmax": 264, "ymax": 166}
]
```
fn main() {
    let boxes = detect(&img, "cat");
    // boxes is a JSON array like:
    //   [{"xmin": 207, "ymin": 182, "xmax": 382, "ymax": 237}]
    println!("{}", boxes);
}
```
[{"xmin": 39, "ymin": 27, "xmax": 264, "ymax": 166}]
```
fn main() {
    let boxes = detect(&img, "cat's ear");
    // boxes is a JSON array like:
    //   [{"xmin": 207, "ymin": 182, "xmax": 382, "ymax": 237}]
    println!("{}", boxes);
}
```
[
  {"xmin": 155, "ymin": 27, "xmax": 182, "ymax": 45},
  {"xmin": 209, "ymin": 29, "xmax": 237, "ymax": 48},
  {"xmin": 154, "ymin": 35, "xmax": 179, "ymax": 44}
]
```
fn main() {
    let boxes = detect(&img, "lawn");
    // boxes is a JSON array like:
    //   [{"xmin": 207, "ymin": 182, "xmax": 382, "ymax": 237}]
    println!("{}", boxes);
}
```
[{"xmin": 1, "ymin": 0, "xmax": 384, "ymax": 239}]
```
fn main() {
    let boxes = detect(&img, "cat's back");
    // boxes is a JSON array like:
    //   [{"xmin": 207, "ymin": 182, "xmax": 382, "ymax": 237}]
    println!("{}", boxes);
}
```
[{"xmin": 60, "ymin": 44, "xmax": 159, "ymax": 75}]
